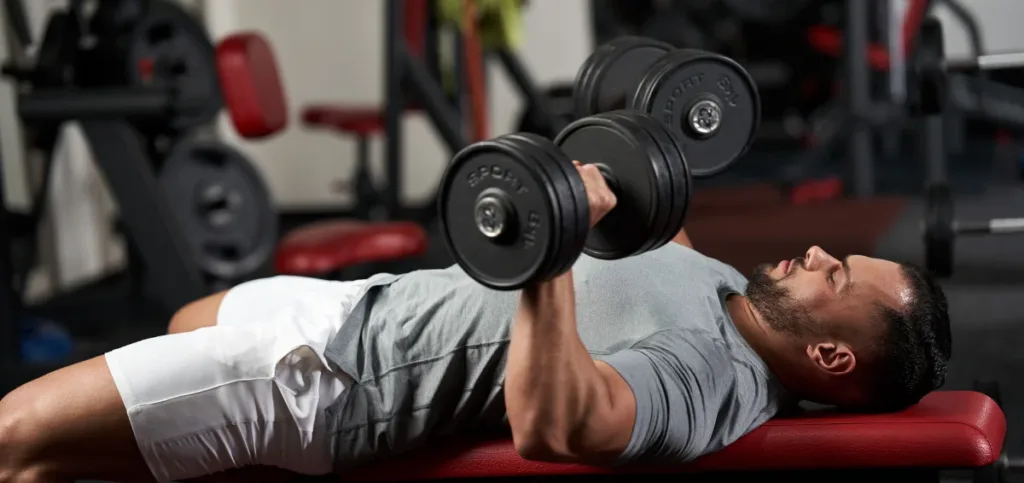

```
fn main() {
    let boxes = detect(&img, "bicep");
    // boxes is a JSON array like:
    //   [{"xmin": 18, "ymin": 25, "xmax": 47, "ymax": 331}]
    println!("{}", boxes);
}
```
[{"xmin": 574, "ymin": 361, "xmax": 637, "ymax": 460}]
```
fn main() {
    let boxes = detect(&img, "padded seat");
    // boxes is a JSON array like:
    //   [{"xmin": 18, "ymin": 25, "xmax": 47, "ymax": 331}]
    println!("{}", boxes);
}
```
[
  {"xmin": 343, "ymin": 391, "xmax": 1005, "ymax": 481},
  {"xmin": 275, "ymin": 220, "xmax": 428, "ymax": 275},
  {"xmin": 303, "ymin": 105, "xmax": 388, "ymax": 136}
]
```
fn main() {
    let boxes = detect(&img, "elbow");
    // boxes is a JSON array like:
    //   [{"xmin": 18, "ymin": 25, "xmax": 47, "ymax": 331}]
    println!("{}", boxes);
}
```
[
  {"xmin": 512, "ymin": 431, "xmax": 566, "ymax": 462},
  {"xmin": 510, "ymin": 421, "xmax": 572, "ymax": 462}
]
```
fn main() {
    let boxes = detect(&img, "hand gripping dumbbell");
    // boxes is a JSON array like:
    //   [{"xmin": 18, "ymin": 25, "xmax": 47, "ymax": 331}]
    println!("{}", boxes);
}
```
[
  {"xmin": 438, "ymin": 110, "xmax": 697, "ymax": 290},
  {"xmin": 573, "ymin": 36, "xmax": 761, "ymax": 177}
]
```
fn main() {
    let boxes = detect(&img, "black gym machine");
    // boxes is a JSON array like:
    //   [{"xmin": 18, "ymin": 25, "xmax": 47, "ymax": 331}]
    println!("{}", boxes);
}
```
[
  {"xmin": 376, "ymin": 0, "xmax": 572, "ymax": 223},
  {"xmin": 0, "ymin": 0, "xmax": 281, "ymax": 386},
  {"xmin": 911, "ymin": 16, "xmax": 1024, "ymax": 278}
]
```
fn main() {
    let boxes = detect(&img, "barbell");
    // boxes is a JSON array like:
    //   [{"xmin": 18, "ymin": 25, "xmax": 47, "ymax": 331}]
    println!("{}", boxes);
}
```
[{"xmin": 923, "ymin": 184, "xmax": 1024, "ymax": 277}]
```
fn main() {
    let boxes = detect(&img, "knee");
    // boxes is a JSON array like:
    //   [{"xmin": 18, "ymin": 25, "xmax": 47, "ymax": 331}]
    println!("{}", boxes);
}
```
[
  {"xmin": 0, "ymin": 391, "xmax": 49, "ymax": 483},
  {"xmin": 169, "ymin": 290, "xmax": 229, "ymax": 333}
]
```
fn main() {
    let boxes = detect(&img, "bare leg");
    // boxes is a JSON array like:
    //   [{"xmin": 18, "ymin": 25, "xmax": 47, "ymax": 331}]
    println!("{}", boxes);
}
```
[
  {"xmin": 0, "ymin": 356, "xmax": 154, "ymax": 483},
  {"xmin": 0, "ymin": 290, "xmax": 306, "ymax": 483}
]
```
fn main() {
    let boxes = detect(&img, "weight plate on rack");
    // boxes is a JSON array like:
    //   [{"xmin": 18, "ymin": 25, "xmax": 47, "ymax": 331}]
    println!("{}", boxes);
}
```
[
  {"xmin": 574, "ymin": 36, "xmax": 675, "ymax": 117},
  {"xmin": 924, "ymin": 184, "xmax": 955, "ymax": 277},
  {"xmin": 159, "ymin": 139, "xmax": 276, "ymax": 281},
  {"xmin": 126, "ymin": 0, "xmax": 221, "ymax": 131},
  {"xmin": 554, "ymin": 112, "xmax": 673, "ymax": 259},
  {"xmin": 630, "ymin": 48, "xmax": 760, "ymax": 178},
  {"xmin": 438, "ymin": 138, "xmax": 564, "ymax": 289}
]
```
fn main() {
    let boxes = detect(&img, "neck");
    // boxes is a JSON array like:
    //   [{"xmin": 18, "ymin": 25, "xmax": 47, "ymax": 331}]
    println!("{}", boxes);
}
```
[{"xmin": 726, "ymin": 295, "xmax": 797, "ymax": 385}]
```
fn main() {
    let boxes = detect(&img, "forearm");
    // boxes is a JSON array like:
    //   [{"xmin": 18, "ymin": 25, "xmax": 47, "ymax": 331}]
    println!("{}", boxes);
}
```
[{"xmin": 505, "ymin": 272, "xmax": 611, "ymax": 459}]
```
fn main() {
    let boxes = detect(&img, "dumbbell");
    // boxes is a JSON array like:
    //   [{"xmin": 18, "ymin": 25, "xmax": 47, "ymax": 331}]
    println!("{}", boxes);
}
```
[
  {"xmin": 923, "ymin": 184, "xmax": 1024, "ymax": 277},
  {"xmin": 573, "ymin": 36, "xmax": 761, "ymax": 177},
  {"xmin": 438, "ymin": 110, "xmax": 694, "ymax": 290}
]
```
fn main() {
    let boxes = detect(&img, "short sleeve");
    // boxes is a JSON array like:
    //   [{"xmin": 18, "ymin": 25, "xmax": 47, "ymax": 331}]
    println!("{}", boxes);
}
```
[{"xmin": 597, "ymin": 329, "xmax": 736, "ymax": 464}]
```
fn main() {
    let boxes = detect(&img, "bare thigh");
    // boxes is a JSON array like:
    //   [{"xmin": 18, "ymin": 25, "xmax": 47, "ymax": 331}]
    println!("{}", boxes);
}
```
[
  {"xmin": 0, "ymin": 290, "xmax": 302, "ymax": 483},
  {"xmin": 0, "ymin": 356, "xmax": 155, "ymax": 482},
  {"xmin": 168, "ymin": 290, "xmax": 229, "ymax": 333}
]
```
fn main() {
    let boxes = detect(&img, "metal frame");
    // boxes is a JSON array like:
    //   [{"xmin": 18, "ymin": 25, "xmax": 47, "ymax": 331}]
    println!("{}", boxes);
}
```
[
  {"xmin": 380, "ymin": 0, "xmax": 561, "ymax": 221},
  {"xmin": 0, "ymin": 135, "xmax": 18, "ymax": 367},
  {"xmin": 77, "ymin": 121, "xmax": 208, "ymax": 310}
]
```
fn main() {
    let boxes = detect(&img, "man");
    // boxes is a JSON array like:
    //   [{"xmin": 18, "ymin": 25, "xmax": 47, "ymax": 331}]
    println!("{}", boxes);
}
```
[{"xmin": 0, "ymin": 163, "xmax": 950, "ymax": 483}]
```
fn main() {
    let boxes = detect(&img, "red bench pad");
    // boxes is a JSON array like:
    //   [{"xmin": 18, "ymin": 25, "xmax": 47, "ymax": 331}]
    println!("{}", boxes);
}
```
[
  {"xmin": 275, "ymin": 220, "xmax": 428, "ymax": 275},
  {"xmin": 216, "ymin": 32, "xmax": 288, "ymax": 139},
  {"xmin": 344, "ymin": 391, "xmax": 1005, "ymax": 481},
  {"xmin": 303, "ymin": 105, "xmax": 386, "ymax": 136}
]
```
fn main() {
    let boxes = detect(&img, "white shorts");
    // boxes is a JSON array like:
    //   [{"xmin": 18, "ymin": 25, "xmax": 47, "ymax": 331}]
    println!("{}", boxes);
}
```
[{"xmin": 104, "ymin": 275, "xmax": 368, "ymax": 482}]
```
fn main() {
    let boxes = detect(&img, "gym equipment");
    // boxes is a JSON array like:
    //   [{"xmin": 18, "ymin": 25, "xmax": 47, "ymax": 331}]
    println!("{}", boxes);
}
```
[
  {"xmin": 720, "ymin": 0, "xmax": 812, "ymax": 23},
  {"xmin": 515, "ymin": 83, "xmax": 576, "ymax": 139},
  {"xmin": 12, "ymin": 0, "xmax": 222, "ymax": 133},
  {"xmin": 573, "ymin": 38, "xmax": 760, "ymax": 177},
  {"xmin": 923, "ymin": 185, "xmax": 1024, "ymax": 277},
  {"xmin": 336, "ymin": 391, "xmax": 1002, "ymax": 482},
  {"xmin": 573, "ymin": 36, "xmax": 674, "ymax": 118},
  {"xmin": 159, "ymin": 139, "xmax": 277, "ymax": 282},
  {"xmin": 438, "ymin": 110, "xmax": 692, "ymax": 290},
  {"xmin": 910, "ymin": 17, "xmax": 1024, "ymax": 277},
  {"xmin": 629, "ymin": 48, "xmax": 761, "ymax": 177}
]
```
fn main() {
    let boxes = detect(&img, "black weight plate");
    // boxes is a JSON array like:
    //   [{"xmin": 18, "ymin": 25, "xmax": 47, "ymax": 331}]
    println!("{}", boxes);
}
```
[
  {"xmin": 630, "ymin": 49, "xmax": 760, "ymax": 178},
  {"xmin": 536, "ymin": 135, "xmax": 591, "ymax": 272},
  {"xmin": 573, "ymin": 36, "xmax": 674, "ymax": 117},
  {"xmin": 126, "ymin": 0, "xmax": 221, "ymax": 131},
  {"xmin": 506, "ymin": 132, "xmax": 589, "ymax": 276},
  {"xmin": 924, "ymin": 184, "xmax": 955, "ymax": 277},
  {"xmin": 159, "ymin": 139, "xmax": 276, "ymax": 281},
  {"xmin": 493, "ymin": 134, "xmax": 575, "ymax": 281},
  {"xmin": 554, "ymin": 113, "xmax": 670, "ymax": 260},
  {"xmin": 438, "ymin": 139, "xmax": 560, "ymax": 289},
  {"xmin": 597, "ymin": 111, "xmax": 674, "ymax": 255},
  {"xmin": 619, "ymin": 110, "xmax": 692, "ymax": 251}
]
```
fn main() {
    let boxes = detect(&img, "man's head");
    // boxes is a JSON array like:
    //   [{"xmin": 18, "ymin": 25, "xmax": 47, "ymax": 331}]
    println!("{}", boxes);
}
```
[{"xmin": 744, "ymin": 246, "xmax": 951, "ymax": 411}]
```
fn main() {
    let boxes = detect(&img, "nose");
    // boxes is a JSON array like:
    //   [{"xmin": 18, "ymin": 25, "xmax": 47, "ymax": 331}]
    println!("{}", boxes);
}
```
[{"xmin": 804, "ymin": 246, "xmax": 840, "ymax": 271}]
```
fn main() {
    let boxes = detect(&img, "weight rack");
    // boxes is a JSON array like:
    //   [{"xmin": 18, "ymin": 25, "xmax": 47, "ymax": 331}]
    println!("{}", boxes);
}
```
[{"xmin": 380, "ymin": 0, "xmax": 565, "ymax": 221}]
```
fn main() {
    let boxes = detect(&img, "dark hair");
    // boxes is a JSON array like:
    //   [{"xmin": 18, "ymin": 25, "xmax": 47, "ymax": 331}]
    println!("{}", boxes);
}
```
[{"xmin": 865, "ymin": 263, "xmax": 951, "ymax": 411}]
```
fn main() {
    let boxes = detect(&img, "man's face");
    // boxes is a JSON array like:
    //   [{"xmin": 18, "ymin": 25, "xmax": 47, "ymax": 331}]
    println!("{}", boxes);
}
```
[{"xmin": 746, "ymin": 246, "xmax": 909, "ymax": 341}]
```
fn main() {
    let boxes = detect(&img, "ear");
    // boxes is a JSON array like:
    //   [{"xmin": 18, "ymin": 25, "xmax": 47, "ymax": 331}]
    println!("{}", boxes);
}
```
[{"xmin": 805, "ymin": 342, "xmax": 856, "ymax": 376}]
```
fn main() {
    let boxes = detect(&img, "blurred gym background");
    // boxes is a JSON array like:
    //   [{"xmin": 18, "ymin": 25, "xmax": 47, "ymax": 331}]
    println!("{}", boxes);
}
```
[{"xmin": 3, "ymin": 0, "xmax": 1024, "ymax": 469}]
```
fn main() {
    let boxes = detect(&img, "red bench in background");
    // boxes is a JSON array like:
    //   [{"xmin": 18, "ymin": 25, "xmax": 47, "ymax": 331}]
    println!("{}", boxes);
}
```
[{"xmin": 215, "ymin": 32, "xmax": 427, "ymax": 279}]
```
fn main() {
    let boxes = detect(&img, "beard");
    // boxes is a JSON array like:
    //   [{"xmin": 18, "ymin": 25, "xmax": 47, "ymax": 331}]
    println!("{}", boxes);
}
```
[{"xmin": 745, "ymin": 262, "xmax": 816, "ymax": 336}]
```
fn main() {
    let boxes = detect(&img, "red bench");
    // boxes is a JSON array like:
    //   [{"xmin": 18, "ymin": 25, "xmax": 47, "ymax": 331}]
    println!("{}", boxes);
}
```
[
  {"xmin": 215, "ymin": 32, "xmax": 427, "ymax": 278},
  {"xmin": 344, "ymin": 391, "xmax": 1004, "ymax": 482}
]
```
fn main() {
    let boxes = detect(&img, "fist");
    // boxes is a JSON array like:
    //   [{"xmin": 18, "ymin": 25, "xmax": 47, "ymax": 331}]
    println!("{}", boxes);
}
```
[{"xmin": 573, "ymin": 161, "xmax": 617, "ymax": 228}]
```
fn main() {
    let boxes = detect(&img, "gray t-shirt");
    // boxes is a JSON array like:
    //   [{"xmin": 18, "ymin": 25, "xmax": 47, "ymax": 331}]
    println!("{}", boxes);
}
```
[{"xmin": 323, "ymin": 243, "xmax": 787, "ymax": 471}]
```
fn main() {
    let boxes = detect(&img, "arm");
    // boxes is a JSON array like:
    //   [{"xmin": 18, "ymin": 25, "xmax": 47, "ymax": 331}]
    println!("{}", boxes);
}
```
[
  {"xmin": 505, "ymin": 273, "xmax": 636, "ymax": 463},
  {"xmin": 504, "ymin": 161, "xmax": 635, "ymax": 463}
]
